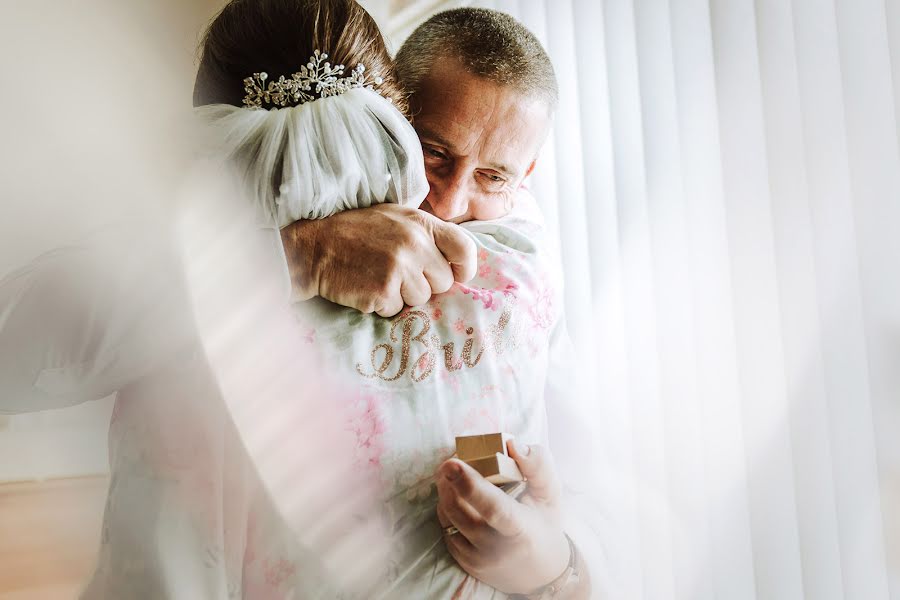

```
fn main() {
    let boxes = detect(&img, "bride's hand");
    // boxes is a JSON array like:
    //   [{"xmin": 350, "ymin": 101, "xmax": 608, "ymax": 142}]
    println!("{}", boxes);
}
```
[
  {"xmin": 280, "ymin": 204, "xmax": 477, "ymax": 316},
  {"xmin": 435, "ymin": 442, "xmax": 575, "ymax": 596}
]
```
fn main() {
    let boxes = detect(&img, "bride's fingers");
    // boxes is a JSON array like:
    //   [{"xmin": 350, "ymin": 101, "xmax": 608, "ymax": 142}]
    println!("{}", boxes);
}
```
[
  {"xmin": 438, "ymin": 462, "xmax": 508, "ymax": 550},
  {"xmin": 443, "ymin": 459, "xmax": 525, "ymax": 538},
  {"xmin": 436, "ymin": 504, "xmax": 450, "ymax": 529},
  {"xmin": 507, "ymin": 441, "xmax": 561, "ymax": 504},
  {"xmin": 444, "ymin": 528, "xmax": 479, "ymax": 569},
  {"xmin": 439, "ymin": 493, "xmax": 492, "ymax": 548}
]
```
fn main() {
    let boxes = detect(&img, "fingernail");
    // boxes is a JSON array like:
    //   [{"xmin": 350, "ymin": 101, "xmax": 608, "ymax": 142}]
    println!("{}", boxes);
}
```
[
  {"xmin": 510, "ymin": 440, "xmax": 530, "ymax": 456},
  {"xmin": 444, "ymin": 463, "xmax": 461, "ymax": 481}
]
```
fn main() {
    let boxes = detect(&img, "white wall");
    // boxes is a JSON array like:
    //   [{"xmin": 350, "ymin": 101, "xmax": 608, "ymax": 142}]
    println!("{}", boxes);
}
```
[
  {"xmin": 0, "ymin": 401, "xmax": 115, "ymax": 483},
  {"xmin": 0, "ymin": 0, "xmax": 226, "ymax": 483}
]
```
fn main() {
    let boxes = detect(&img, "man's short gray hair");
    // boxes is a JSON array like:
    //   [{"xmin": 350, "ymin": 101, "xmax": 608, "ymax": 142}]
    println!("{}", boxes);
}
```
[{"xmin": 395, "ymin": 7, "xmax": 559, "ymax": 111}]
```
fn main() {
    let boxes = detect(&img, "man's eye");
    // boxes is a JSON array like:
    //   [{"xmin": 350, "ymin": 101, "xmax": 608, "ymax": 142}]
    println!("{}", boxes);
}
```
[
  {"xmin": 480, "ymin": 172, "xmax": 506, "ymax": 183},
  {"xmin": 425, "ymin": 147, "xmax": 447, "ymax": 160}
]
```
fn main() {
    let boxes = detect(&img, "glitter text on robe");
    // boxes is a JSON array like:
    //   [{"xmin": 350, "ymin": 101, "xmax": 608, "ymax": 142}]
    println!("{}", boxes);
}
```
[{"xmin": 356, "ymin": 300, "xmax": 522, "ymax": 383}]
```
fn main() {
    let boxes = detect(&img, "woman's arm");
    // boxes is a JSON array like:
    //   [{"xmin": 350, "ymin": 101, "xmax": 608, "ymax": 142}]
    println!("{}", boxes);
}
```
[{"xmin": 0, "ymin": 226, "xmax": 196, "ymax": 413}]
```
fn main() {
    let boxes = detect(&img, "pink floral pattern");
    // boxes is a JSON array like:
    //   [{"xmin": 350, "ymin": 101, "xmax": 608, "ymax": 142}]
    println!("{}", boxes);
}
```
[
  {"xmin": 457, "ymin": 404, "xmax": 501, "ymax": 436},
  {"xmin": 529, "ymin": 284, "xmax": 556, "ymax": 330},
  {"xmin": 263, "ymin": 558, "xmax": 297, "ymax": 587},
  {"xmin": 458, "ymin": 284, "xmax": 499, "ymax": 310},
  {"xmin": 344, "ymin": 392, "xmax": 387, "ymax": 470},
  {"xmin": 436, "ymin": 366, "xmax": 463, "ymax": 393},
  {"xmin": 456, "ymin": 281, "xmax": 519, "ymax": 310}
]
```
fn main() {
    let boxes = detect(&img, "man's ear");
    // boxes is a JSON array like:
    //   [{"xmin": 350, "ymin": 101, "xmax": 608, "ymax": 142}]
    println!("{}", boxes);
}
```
[{"xmin": 525, "ymin": 159, "xmax": 537, "ymax": 179}]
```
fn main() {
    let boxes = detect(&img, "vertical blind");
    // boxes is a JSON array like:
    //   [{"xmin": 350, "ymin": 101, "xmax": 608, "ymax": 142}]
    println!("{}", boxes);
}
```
[{"xmin": 376, "ymin": 1, "xmax": 900, "ymax": 598}]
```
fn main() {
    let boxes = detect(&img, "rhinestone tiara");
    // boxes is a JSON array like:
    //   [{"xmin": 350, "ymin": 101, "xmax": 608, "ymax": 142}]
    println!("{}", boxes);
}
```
[{"xmin": 242, "ymin": 50, "xmax": 385, "ymax": 109}]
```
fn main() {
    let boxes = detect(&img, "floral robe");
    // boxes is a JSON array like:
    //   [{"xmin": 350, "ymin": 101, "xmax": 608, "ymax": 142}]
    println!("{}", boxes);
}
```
[{"xmin": 290, "ymin": 191, "xmax": 564, "ymax": 598}]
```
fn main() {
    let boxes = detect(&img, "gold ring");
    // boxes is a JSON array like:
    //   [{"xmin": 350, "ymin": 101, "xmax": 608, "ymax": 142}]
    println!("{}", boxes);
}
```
[{"xmin": 443, "ymin": 525, "xmax": 459, "ymax": 536}]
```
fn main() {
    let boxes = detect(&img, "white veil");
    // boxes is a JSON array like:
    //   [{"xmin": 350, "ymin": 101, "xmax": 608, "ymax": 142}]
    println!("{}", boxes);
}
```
[{"xmin": 193, "ymin": 87, "xmax": 429, "ymax": 228}]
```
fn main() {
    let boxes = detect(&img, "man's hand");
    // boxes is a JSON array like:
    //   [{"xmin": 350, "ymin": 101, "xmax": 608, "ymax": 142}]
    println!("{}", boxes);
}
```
[
  {"xmin": 280, "ymin": 204, "xmax": 477, "ymax": 316},
  {"xmin": 435, "ymin": 441, "xmax": 579, "ymax": 596}
]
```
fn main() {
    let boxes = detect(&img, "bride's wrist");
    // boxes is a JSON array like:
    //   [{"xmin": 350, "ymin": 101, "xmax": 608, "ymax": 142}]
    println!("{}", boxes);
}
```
[{"xmin": 512, "ymin": 533, "xmax": 586, "ymax": 600}]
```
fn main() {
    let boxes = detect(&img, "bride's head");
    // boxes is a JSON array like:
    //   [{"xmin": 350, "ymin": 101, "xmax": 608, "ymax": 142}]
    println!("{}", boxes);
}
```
[
  {"xmin": 193, "ymin": 0, "xmax": 406, "ymax": 115},
  {"xmin": 189, "ymin": 0, "xmax": 428, "ymax": 226}
]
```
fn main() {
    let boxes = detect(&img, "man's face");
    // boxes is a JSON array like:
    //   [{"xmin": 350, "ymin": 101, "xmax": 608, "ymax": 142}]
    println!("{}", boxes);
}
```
[{"xmin": 410, "ymin": 57, "xmax": 552, "ymax": 223}]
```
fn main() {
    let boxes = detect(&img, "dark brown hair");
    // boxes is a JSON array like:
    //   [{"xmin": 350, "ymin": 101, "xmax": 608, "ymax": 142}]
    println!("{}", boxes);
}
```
[{"xmin": 193, "ymin": 0, "xmax": 406, "ymax": 115}]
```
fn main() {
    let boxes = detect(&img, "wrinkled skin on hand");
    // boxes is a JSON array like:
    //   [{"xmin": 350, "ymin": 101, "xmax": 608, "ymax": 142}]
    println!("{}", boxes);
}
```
[{"xmin": 280, "ymin": 203, "xmax": 477, "ymax": 316}]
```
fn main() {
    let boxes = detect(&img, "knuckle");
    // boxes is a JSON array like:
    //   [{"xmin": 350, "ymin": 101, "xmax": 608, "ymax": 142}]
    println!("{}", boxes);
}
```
[
  {"xmin": 377, "ymin": 303, "xmax": 401, "ymax": 318},
  {"xmin": 455, "ymin": 473, "xmax": 476, "ymax": 497},
  {"xmin": 374, "ymin": 285, "xmax": 391, "ymax": 305},
  {"xmin": 372, "ymin": 286, "xmax": 389, "ymax": 307},
  {"xmin": 437, "ymin": 482, "xmax": 453, "ymax": 502},
  {"xmin": 372, "ymin": 290, "xmax": 397, "ymax": 317},
  {"xmin": 434, "ymin": 269, "xmax": 454, "ymax": 294},
  {"xmin": 394, "ymin": 221, "xmax": 415, "ymax": 243},
  {"xmin": 382, "ymin": 254, "xmax": 402, "ymax": 276},
  {"xmin": 434, "ymin": 280, "xmax": 452, "ymax": 295},
  {"xmin": 397, "ymin": 213, "xmax": 426, "ymax": 238},
  {"xmin": 408, "ymin": 208, "xmax": 433, "ymax": 227},
  {"xmin": 377, "ymin": 272, "xmax": 399, "ymax": 298},
  {"xmin": 407, "ymin": 231, "xmax": 431, "ymax": 256},
  {"xmin": 409, "ymin": 290, "xmax": 430, "ymax": 307},
  {"xmin": 480, "ymin": 502, "xmax": 503, "ymax": 525}
]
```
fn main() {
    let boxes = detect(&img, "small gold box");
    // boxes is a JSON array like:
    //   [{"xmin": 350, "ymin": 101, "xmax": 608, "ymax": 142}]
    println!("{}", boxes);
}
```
[{"xmin": 455, "ymin": 433, "xmax": 523, "ymax": 485}]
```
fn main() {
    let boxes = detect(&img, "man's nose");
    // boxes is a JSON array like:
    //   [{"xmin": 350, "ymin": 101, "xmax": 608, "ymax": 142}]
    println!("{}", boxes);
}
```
[{"xmin": 426, "ymin": 171, "xmax": 470, "ymax": 221}]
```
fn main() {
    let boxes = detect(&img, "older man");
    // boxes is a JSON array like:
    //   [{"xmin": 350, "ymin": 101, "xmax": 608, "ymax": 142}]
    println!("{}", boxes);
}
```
[
  {"xmin": 279, "ymin": 8, "xmax": 554, "ymax": 318},
  {"xmin": 281, "ymin": 8, "xmax": 595, "ymax": 599}
]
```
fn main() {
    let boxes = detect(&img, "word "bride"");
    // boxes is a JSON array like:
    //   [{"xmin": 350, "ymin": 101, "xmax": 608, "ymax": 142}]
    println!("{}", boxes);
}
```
[{"xmin": 356, "ymin": 302, "xmax": 521, "ymax": 383}]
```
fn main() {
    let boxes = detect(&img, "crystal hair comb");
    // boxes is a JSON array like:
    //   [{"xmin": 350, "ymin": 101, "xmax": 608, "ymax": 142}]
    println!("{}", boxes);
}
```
[{"xmin": 242, "ymin": 50, "xmax": 385, "ymax": 109}]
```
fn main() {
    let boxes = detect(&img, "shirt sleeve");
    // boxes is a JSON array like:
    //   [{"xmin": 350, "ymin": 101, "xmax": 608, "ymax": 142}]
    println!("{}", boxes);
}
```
[{"xmin": 0, "ymin": 225, "xmax": 198, "ymax": 414}]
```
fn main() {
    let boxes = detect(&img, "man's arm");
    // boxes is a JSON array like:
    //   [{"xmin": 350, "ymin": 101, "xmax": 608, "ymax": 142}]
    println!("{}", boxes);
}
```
[{"xmin": 280, "ymin": 203, "xmax": 478, "ymax": 316}]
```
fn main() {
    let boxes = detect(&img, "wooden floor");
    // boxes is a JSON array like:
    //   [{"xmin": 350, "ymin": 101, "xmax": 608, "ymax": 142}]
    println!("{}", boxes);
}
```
[{"xmin": 0, "ymin": 477, "xmax": 108, "ymax": 600}]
